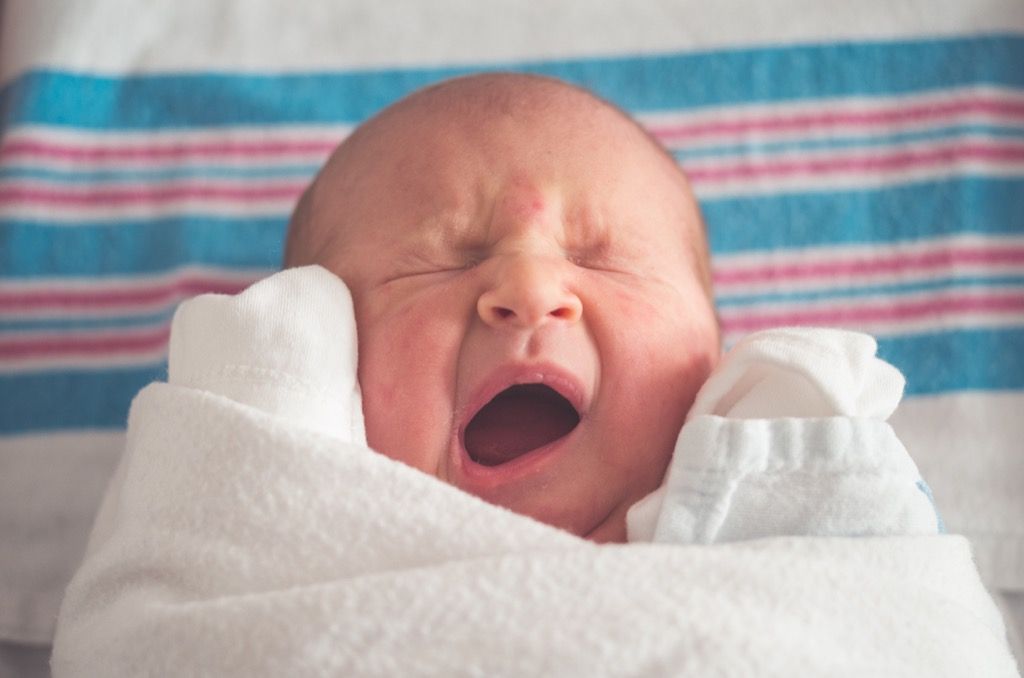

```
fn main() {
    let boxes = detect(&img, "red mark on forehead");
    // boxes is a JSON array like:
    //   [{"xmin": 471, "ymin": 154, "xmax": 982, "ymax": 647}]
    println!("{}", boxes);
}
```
[{"xmin": 496, "ymin": 178, "xmax": 551, "ymax": 222}]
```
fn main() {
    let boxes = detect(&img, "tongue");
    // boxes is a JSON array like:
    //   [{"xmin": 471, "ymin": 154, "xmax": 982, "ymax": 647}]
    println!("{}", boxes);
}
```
[{"xmin": 464, "ymin": 384, "xmax": 580, "ymax": 466}]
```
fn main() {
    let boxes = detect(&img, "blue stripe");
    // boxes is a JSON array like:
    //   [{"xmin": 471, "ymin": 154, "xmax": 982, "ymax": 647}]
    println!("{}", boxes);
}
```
[
  {"xmin": 2, "ymin": 176, "xmax": 1020, "ymax": 278},
  {"xmin": 716, "ymin": 276, "xmax": 1024, "ymax": 307},
  {"xmin": 0, "ymin": 366, "xmax": 163, "ymax": 433},
  {"xmin": 0, "ymin": 312, "xmax": 173, "ymax": 332},
  {"xmin": 672, "ymin": 124, "xmax": 1024, "ymax": 162},
  {"xmin": 0, "ymin": 216, "xmax": 287, "ymax": 277},
  {"xmin": 2, "ymin": 36, "xmax": 1022, "ymax": 129},
  {"xmin": 878, "ymin": 327, "xmax": 1024, "ymax": 396},
  {"xmin": 0, "ymin": 164, "xmax": 320, "ymax": 183},
  {"xmin": 1, "ymin": 327, "xmax": 1020, "ymax": 434},
  {"xmin": 915, "ymin": 479, "xmax": 947, "ymax": 534},
  {"xmin": 702, "ymin": 176, "xmax": 1024, "ymax": 254}
]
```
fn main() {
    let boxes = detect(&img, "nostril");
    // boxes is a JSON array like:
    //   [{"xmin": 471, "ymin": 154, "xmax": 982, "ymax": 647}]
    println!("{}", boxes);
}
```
[
  {"xmin": 495, "ymin": 307, "xmax": 515, "ymax": 320},
  {"xmin": 550, "ymin": 307, "xmax": 574, "ymax": 320}
]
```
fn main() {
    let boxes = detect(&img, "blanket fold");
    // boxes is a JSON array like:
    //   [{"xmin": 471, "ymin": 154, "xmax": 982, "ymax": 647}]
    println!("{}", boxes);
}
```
[
  {"xmin": 51, "ymin": 267, "xmax": 1019, "ymax": 676},
  {"xmin": 51, "ymin": 382, "xmax": 1020, "ymax": 676}
]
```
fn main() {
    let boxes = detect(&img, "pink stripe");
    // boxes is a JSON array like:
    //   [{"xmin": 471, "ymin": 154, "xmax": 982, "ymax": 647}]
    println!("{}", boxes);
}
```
[
  {"xmin": 686, "ymin": 141, "xmax": 1024, "ymax": 184},
  {"xmin": 0, "ymin": 182, "xmax": 305, "ymax": 206},
  {"xmin": 0, "ymin": 278, "xmax": 255, "ymax": 311},
  {"xmin": 650, "ymin": 97, "xmax": 1024, "ymax": 142},
  {"xmin": 3, "ymin": 141, "xmax": 1021, "ymax": 210},
  {"xmin": 0, "ymin": 327, "xmax": 170, "ymax": 359},
  {"xmin": 3, "ymin": 94, "xmax": 1021, "ymax": 164},
  {"xmin": 720, "ymin": 293, "xmax": 1024, "ymax": 333},
  {"xmin": 0, "ymin": 139, "xmax": 339, "ymax": 162},
  {"xmin": 714, "ymin": 246, "xmax": 1024, "ymax": 286}
]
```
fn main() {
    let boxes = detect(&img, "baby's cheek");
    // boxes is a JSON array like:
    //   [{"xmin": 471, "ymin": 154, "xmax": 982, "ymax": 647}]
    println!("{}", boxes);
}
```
[
  {"xmin": 593, "ymin": 284, "xmax": 718, "ymax": 438},
  {"xmin": 356, "ymin": 299, "xmax": 464, "ymax": 473}
]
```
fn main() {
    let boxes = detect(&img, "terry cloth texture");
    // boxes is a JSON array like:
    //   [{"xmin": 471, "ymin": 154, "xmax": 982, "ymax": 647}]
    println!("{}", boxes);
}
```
[{"xmin": 52, "ymin": 267, "xmax": 1019, "ymax": 676}]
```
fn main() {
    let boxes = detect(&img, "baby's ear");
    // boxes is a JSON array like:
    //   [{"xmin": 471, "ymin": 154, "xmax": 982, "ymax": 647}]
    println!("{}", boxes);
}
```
[{"xmin": 167, "ymin": 265, "xmax": 365, "ymax": 443}]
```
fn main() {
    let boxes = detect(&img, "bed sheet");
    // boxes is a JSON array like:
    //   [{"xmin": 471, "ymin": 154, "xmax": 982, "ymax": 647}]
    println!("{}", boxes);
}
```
[{"xmin": 1, "ymin": 0, "xmax": 1023, "ymax": 656}]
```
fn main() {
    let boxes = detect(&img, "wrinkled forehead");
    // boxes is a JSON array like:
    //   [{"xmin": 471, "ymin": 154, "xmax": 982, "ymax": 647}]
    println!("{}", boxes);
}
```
[
  {"xmin": 287, "ymin": 78, "xmax": 711, "ymax": 293},
  {"xmin": 321, "ymin": 88, "xmax": 693, "ymax": 226}
]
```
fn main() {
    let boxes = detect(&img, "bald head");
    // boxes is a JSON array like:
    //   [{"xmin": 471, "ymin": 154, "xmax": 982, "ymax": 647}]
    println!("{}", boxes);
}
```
[{"xmin": 283, "ymin": 72, "xmax": 712, "ymax": 296}]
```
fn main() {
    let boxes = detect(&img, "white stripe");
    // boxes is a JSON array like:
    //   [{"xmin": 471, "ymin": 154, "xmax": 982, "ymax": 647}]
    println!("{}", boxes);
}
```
[
  {"xmin": 1, "ymin": 124, "xmax": 349, "ymax": 170},
  {"xmin": 643, "ymin": 86, "xmax": 1024, "ymax": 149},
  {"xmin": 0, "ymin": 350, "xmax": 169, "ymax": 374},
  {"xmin": 4, "ymin": 0, "xmax": 1023, "ymax": 84},
  {"xmin": 0, "ymin": 265, "xmax": 269, "ymax": 293},
  {"xmin": 1, "ymin": 123, "xmax": 351, "ymax": 146},
  {"xmin": 722, "ymin": 306, "xmax": 1024, "ymax": 346},
  {"xmin": 0, "ymin": 199, "xmax": 297, "ymax": 222},
  {"xmin": 692, "ymin": 161, "xmax": 1024, "ymax": 199},
  {"xmin": 713, "ymin": 234, "xmax": 1024, "ymax": 294},
  {"xmin": 719, "ymin": 286, "xmax": 1024, "ymax": 344}
]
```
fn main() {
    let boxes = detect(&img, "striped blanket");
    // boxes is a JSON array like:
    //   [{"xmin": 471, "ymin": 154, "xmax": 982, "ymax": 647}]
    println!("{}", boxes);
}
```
[{"xmin": 1, "ymin": 0, "xmax": 1022, "ymax": 655}]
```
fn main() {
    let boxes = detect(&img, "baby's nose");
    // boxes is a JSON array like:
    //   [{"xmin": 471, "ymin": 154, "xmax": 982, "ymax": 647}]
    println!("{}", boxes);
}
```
[{"xmin": 477, "ymin": 255, "xmax": 583, "ymax": 329}]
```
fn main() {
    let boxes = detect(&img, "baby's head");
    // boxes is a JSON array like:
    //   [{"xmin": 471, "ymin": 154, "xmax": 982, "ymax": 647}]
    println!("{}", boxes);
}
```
[{"xmin": 285, "ymin": 73, "xmax": 719, "ymax": 542}]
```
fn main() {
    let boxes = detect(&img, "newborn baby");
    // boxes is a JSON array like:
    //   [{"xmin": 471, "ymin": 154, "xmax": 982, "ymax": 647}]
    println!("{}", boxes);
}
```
[
  {"xmin": 284, "ymin": 72, "xmax": 720, "ymax": 542},
  {"xmin": 281, "ymin": 72, "xmax": 939, "ymax": 544}
]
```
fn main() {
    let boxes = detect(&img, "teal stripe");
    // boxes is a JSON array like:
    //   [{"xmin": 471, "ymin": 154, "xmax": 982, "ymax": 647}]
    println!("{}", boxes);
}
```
[
  {"xmin": 0, "ymin": 366, "xmax": 163, "ymax": 433},
  {"xmin": 715, "ymin": 276, "xmax": 1024, "ymax": 307},
  {"xmin": 0, "ymin": 312, "xmax": 174, "ymax": 332},
  {"xmin": 877, "ymin": 328, "xmax": 1024, "ymax": 396},
  {"xmin": 672, "ymin": 124, "xmax": 1024, "ymax": 161},
  {"xmin": 2, "ymin": 35, "xmax": 1022, "ymax": 129},
  {"xmin": 0, "ymin": 164, "xmax": 320, "ymax": 183},
  {"xmin": 1, "ymin": 216, "xmax": 288, "ymax": 277},
  {"xmin": 1, "ymin": 327, "xmax": 1021, "ymax": 434},
  {"xmin": 702, "ymin": 176, "xmax": 1024, "ymax": 254}
]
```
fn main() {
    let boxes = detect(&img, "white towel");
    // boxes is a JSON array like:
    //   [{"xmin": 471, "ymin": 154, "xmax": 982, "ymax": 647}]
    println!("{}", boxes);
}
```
[{"xmin": 52, "ymin": 266, "xmax": 1019, "ymax": 677}]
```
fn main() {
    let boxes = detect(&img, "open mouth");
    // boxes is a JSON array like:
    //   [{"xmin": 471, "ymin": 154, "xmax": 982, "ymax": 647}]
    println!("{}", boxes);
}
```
[{"xmin": 463, "ymin": 383, "xmax": 581, "ymax": 467}]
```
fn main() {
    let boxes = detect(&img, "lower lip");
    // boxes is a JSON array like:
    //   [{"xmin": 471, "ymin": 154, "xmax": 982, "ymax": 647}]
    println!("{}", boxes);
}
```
[{"xmin": 454, "ymin": 424, "xmax": 580, "ymax": 491}]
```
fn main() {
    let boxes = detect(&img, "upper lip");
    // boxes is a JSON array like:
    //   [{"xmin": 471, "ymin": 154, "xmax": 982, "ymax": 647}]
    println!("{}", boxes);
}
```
[{"xmin": 458, "ymin": 361, "xmax": 589, "ymax": 442}]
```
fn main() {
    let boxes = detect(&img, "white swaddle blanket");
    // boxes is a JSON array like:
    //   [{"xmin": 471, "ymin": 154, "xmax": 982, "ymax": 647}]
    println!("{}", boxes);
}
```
[{"xmin": 51, "ymin": 266, "xmax": 1019, "ymax": 676}]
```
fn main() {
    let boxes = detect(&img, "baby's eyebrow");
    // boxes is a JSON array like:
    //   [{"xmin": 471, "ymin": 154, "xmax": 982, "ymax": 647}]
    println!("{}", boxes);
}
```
[
  {"xmin": 562, "ymin": 204, "xmax": 615, "ymax": 257},
  {"xmin": 405, "ymin": 210, "xmax": 486, "ymax": 255}
]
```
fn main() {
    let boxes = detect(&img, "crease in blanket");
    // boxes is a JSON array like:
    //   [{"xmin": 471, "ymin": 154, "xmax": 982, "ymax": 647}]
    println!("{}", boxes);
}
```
[{"xmin": 51, "ymin": 266, "xmax": 1020, "ymax": 676}]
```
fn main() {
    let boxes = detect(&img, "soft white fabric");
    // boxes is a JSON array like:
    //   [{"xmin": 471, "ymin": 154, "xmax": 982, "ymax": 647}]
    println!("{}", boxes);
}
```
[
  {"xmin": 51, "ymin": 266, "xmax": 1020, "ymax": 676},
  {"xmin": 627, "ymin": 416, "xmax": 943, "ymax": 545},
  {"xmin": 626, "ymin": 328, "xmax": 939, "ymax": 544},
  {"xmin": 7, "ymin": 0, "xmax": 1024, "ymax": 83},
  {"xmin": 168, "ymin": 264, "xmax": 364, "ymax": 443},
  {"xmin": 687, "ymin": 327, "xmax": 906, "ymax": 420}
]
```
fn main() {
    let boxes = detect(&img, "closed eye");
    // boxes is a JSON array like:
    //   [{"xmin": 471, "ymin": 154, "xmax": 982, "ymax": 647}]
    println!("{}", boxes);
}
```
[
  {"xmin": 382, "ymin": 263, "xmax": 476, "ymax": 284},
  {"xmin": 568, "ymin": 254, "xmax": 633, "ymax": 276}
]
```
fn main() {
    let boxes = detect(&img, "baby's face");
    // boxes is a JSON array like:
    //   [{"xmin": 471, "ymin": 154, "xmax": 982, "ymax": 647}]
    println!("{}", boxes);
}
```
[{"xmin": 301, "ymin": 81, "xmax": 719, "ymax": 542}]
